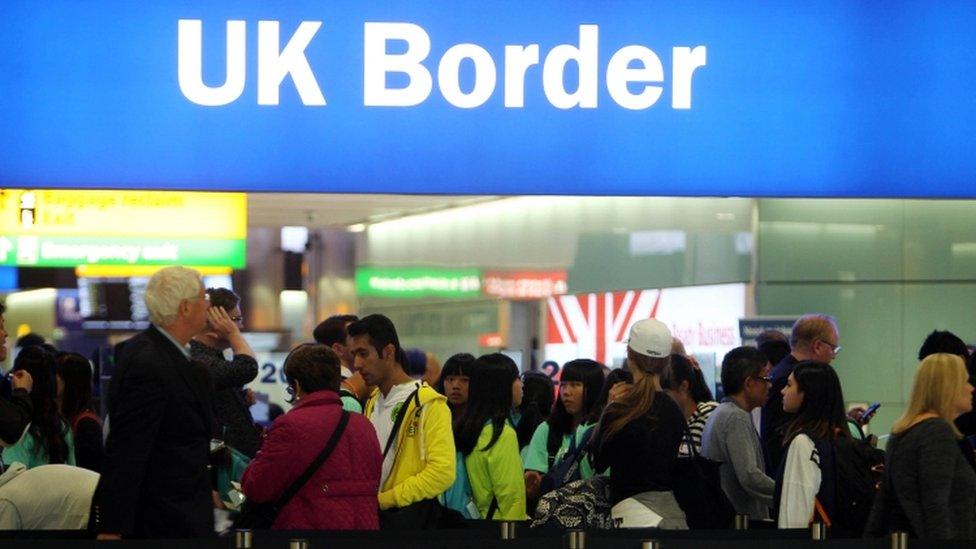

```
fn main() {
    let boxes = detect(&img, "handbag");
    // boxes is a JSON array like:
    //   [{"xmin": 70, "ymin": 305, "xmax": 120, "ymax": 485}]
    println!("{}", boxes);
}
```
[
  {"xmin": 670, "ymin": 426, "xmax": 736, "ymax": 529},
  {"xmin": 539, "ymin": 426, "xmax": 594, "ymax": 497},
  {"xmin": 234, "ymin": 410, "xmax": 350, "ymax": 529}
]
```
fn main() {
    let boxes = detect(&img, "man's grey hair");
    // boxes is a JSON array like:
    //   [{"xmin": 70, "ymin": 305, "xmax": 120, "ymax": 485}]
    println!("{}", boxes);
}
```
[{"xmin": 145, "ymin": 266, "xmax": 203, "ymax": 327}]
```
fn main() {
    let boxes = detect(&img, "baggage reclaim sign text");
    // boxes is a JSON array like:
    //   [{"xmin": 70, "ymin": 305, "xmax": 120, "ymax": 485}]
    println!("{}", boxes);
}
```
[{"xmin": 178, "ymin": 20, "xmax": 708, "ymax": 110}]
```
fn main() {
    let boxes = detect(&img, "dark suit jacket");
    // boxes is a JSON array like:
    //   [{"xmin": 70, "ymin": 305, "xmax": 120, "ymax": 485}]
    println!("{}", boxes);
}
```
[
  {"xmin": 94, "ymin": 325, "xmax": 215, "ymax": 538},
  {"xmin": 760, "ymin": 354, "xmax": 799, "ymax": 475}
]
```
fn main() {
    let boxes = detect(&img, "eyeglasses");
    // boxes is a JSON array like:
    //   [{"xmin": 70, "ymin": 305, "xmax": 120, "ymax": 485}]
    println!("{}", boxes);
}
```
[
  {"xmin": 818, "ymin": 339, "xmax": 841, "ymax": 355},
  {"xmin": 229, "ymin": 316, "xmax": 244, "ymax": 323}
]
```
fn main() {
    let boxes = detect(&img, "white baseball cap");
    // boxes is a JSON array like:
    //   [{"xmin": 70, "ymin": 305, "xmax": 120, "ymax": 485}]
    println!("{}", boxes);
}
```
[{"xmin": 627, "ymin": 318, "xmax": 672, "ymax": 358}]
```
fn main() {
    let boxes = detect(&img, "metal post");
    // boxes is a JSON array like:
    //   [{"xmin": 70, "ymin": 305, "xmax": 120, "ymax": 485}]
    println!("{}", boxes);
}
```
[
  {"xmin": 500, "ymin": 521, "xmax": 517, "ymax": 540},
  {"xmin": 232, "ymin": 529, "xmax": 252, "ymax": 549},
  {"xmin": 640, "ymin": 540, "xmax": 662, "ymax": 549},
  {"xmin": 810, "ymin": 522, "xmax": 827, "ymax": 541},
  {"xmin": 565, "ymin": 529, "xmax": 586, "ymax": 549},
  {"xmin": 289, "ymin": 539, "xmax": 309, "ymax": 549},
  {"xmin": 734, "ymin": 514, "xmax": 749, "ymax": 530},
  {"xmin": 891, "ymin": 532, "xmax": 909, "ymax": 549}
]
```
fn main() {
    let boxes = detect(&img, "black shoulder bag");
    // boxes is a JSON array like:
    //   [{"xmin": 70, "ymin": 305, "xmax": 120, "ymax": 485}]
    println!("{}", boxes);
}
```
[
  {"xmin": 671, "ymin": 425, "xmax": 737, "ymax": 529},
  {"xmin": 235, "ymin": 411, "xmax": 350, "ymax": 529}
]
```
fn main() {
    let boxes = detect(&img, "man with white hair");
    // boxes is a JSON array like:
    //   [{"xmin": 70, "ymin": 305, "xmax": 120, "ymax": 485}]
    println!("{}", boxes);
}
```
[{"xmin": 93, "ymin": 266, "xmax": 214, "ymax": 539}]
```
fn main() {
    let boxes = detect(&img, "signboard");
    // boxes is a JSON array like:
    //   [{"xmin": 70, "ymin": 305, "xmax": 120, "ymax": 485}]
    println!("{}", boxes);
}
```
[
  {"xmin": 356, "ymin": 267, "xmax": 482, "ymax": 299},
  {"xmin": 545, "ymin": 283, "xmax": 745, "ymax": 367},
  {"xmin": 738, "ymin": 317, "xmax": 799, "ymax": 347},
  {"xmin": 0, "ymin": 190, "xmax": 246, "ymax": 268},
  {"xmin": 483, "ymin": 270, "xmax": 568, "ymax": 300},
  {"xmin": 3, "ymin": 2, "xmax": 976, "ymax": 198}
]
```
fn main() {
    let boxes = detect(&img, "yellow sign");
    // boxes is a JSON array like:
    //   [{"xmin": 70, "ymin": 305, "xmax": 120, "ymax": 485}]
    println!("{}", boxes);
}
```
[{"xmin": 0, "ymin": 189, "xmax": 246, "ymax": 239}]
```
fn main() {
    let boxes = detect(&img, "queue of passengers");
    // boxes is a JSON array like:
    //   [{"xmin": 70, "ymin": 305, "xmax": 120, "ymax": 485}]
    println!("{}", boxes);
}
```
[{"xmin": 0, "ymin": 266, "xmax": 974, "ymax": 539}]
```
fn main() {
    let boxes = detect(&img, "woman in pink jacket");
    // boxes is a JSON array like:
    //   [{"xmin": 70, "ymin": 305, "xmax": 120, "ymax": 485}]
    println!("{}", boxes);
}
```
[{"xmin": 241, "ymin": 344, "xmax": 382, "ymax": 530}]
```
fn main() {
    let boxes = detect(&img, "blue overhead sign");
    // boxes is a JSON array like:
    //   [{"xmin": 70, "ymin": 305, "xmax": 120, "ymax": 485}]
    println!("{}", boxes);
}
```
[{"xmin": 2, "ymin": 1, "xmax": 976, "ymax": 197}]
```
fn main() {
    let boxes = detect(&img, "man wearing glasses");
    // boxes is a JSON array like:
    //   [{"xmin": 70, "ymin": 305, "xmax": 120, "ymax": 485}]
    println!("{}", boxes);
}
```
[
  {"xmin": 701, "ymin": 346, "xmax": 776, "ymax": 520},
  {"xmin": 190, "ymin": 288, "xmax": 260, "ymax": 458},
  {"xmin": 760, "ymin": 314, "xmax": 840, "ymax": 476}
]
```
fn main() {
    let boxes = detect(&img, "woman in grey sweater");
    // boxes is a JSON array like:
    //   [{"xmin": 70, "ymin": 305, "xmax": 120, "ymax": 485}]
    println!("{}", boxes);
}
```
[{"xmin": 865, "ymin": 353, "xmax": 976, "ymax": 539}]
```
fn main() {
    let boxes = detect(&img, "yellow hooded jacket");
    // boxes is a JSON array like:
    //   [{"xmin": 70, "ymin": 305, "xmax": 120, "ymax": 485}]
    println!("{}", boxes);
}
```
[{"xmin": 365, "ymin": 382, "xmax": 456, "ymax": 510}]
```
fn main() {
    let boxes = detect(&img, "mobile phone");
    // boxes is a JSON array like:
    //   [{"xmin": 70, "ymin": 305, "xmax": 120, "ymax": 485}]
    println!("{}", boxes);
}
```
[{"xmin": 862, "ymin": 402, "xmax": 881, "ymax": 421}]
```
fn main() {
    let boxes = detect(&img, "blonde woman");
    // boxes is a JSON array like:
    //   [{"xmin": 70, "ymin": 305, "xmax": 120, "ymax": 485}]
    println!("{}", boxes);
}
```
[{"xmin": 865, "ymin": 353, "xmax": 976, "ymax": 539}]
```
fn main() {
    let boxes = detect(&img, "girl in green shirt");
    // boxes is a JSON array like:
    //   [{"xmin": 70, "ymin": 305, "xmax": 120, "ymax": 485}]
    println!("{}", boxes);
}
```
[{"xmin": 455, "ymin": 353, "xmax": 527, "ymax": 521}]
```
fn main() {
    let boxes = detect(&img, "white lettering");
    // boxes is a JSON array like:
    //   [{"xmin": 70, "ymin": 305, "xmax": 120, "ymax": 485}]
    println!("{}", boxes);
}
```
[
  {"xmin": 257, "ymin": 21, "xmax": 326, "ymax": 106},
  {"xmin": 671, "ymin": 46, "xmax": 707, "ymax": 109},
  {"xmin": 606, "ymin": 45, "xmax": 664, "ymax": 110},
  {"xmin": 363, "ymin": 22, "xmax": 433, "ymax": 107},
  {"xmin": 177, "ymin": 19, "xmax": 246, "ymax": 106},
  {"xmin": 503, "ymin": 45, "xmax": 540, "ymax": 108},
  {"xmin": 542, "ymin": 24, "xmax": 599, "ymax": 109},
  {"xmin": 438, "ymin": 44, "xmax": 496, "ymax": 108}
]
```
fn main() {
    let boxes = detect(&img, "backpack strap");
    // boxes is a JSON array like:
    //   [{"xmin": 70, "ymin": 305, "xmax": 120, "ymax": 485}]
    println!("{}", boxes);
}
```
[
  {"xmin": 383, "ymin": 386, "xmax": 422, "ymax": 459},
  {"xmin": 486, "ymin": 496, "xmax": 499, "ymax": 520}
]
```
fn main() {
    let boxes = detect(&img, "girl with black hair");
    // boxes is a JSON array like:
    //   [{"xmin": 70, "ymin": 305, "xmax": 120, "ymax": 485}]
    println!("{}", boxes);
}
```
[
  {"xmin": 455, "ymin": 353, "xmax": 527, "ymax": 520},
  {"xmin": 514, "ymin": 371, "xmax": 555, "ymax": 452},
  {"xmin": 662, "ymin": 354, "xmax": 718, "ymax": 456},
  {"xmin": 434, "ymin": 353, "xmax": 475, "ymax": 427},
  {"xmin": 55, "ymin": 352, "xmax": 103, "ymax": 472},
  {"xmin": 523, "ymin": 359, "xmax": 605, "ymax": 500},
  {"xmin": 775, "ymin": 361, "xmax": 849, "ymax": 528},
  {"xmin": 2, "ymin": 346, "xmax": 75, "ymax": 468}
]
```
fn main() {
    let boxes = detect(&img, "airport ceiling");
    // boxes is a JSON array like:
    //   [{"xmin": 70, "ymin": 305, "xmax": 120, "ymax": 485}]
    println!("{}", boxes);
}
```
[{"xmin": 246, "ymin": 193, "xmax": 500, "ymax": 229}]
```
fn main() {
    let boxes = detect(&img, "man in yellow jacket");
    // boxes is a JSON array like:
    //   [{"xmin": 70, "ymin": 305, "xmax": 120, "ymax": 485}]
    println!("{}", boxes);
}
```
[{"xmin": 348, "ymin": 315, "xmax": 455, "ymax": 527}]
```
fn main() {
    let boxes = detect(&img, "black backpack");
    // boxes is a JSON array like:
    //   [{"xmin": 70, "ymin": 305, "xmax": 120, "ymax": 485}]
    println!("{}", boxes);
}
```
[{"xmin": 818, "ymin": 436, "xmax": 885, "ymax": 537}]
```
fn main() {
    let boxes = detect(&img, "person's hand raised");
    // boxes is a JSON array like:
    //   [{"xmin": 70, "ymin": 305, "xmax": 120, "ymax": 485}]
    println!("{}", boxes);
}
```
[
  {"xmin": 8, "ymin": 370, "xmax": 33, "ymax": 393},
  {"xmin": 207, "ymin": 306, "xmax": 241, "ymax": 340}
]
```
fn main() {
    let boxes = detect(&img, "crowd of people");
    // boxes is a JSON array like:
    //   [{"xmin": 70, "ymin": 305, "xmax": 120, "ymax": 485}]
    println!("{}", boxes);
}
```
[{"xmin": 1, "ymin": 265, "xmax": 975, "ymax": 539}]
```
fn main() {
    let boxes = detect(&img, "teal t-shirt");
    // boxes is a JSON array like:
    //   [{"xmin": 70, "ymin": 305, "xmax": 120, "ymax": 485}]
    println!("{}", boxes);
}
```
[
  {"xmin": 522, "ymin": 421, "xmax": 596, "ymax": 479},
  {"xmin": 341, "ymin": 394, "xmax": 364, "ymax": 414},
  {"xmin": 1, "ymin": 422, "xmax": 76, "ymax": 469}
]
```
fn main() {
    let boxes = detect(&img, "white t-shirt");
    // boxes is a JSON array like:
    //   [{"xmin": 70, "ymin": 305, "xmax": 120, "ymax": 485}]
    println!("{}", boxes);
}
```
[
  {"xmin": 777, "ymin": 434, "xmax": 821, "ymax": 528},
  {"xmin": 370, "ymin": 381, "xmax": 420, "ymax": 487},
  {"xmin": 0, "ymin": 464, "xmax": 100, "ymax": 530}
]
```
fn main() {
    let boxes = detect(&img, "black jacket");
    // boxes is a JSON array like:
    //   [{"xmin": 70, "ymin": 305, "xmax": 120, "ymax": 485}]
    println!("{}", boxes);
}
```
[
  {"xmin": 190, "ymin": 340, "xmax": 260, "ymax": 457},
  {"xmin": 93, "ymin": 325, "xmax": 215, "ymax": 538}
]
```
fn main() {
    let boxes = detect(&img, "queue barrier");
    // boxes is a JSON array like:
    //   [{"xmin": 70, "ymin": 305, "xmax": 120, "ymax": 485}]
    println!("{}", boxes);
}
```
[{"xmin": 0, "ymin": 525, "xmax": 971, "ymax": 549}]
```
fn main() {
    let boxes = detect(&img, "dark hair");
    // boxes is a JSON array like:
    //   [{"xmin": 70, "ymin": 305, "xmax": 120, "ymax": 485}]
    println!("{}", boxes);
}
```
[
  {"xmin": 313, "ymin": 314, "xmax": 359, "ymax": 346},
  {"xmin": 516, "ymin": 371, "xmax": 555, "ymax": 449},
  {"xmin": 282, "ymin": 344, "xmax": 342, "ymax": 402},
  {"xmin": 758, "ymin": 339, "xmax": 791, "ymax": 367},
  {"xmin": 205, "ymin": 287, "xmax": 240, "ymax": 312},
  {"xmin": 663, "ymin": 354, "xmax": 714, "ymax": 403},
  {"xmin": 546, "ymin": 359, "xmax": 605, "ymax": 455},
  {"xmin": 434, "ymin": 353, "xmax": 476, "ymax": 396},
  {"xmin": 0, "ymin": 300, "xmax": 5, "ymax": 315},
  {"xmin": 12, "ymin": 346, "xmax": 69, "ymax": 464},
  {"xmin": 785, "ymin": 361, "xmax": 849, "ymax": 442},
  {"xmin": 755, "ymin": 329, "xmax": 788, "ymax": 347},
  {"xmin": 596, "ymin": 367, "xmax": 633, "ymax": 412},
  {"xmin": 404, "ymin": 348, "xmax": 428, "ymax": 377},
  {"xmin": 346, "ymin": 314, "xmax": 409, "ymax": 369},
  {"xmin": 720, "ymin": 346, "xmax": 768, "ymax": 396},
  {"xmin": 16, "ymin": 333, "xmax": 47, "ymax": 350},
  {"xmin": 455, "ymin": 353, "xmax": 518, "ymax": 455},
  {"xmin": 55, "ymin": 352, "xmax": 95, "ymax": 422},
  {"xmin": 918, "ymin": 330, "xmax": 968, "ymax": 361}
]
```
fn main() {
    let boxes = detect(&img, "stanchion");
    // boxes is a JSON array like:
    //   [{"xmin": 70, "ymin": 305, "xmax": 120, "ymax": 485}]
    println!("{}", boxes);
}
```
[
  {"xmin": 289, "ymin": 539, "xmax": 309, "ymax": 549},
  {"xmin": 734, "ymin": 514, "xmax": 749, "ymax": 530},
  {"xmin": 640, "ymin": 540, "xmax": 662, "ymax": 549},
  {"xmin": 891, "ymin": 532, "xmax": 909, "ymax": 549},
  {"xmin": 500, "ymin": 521, "xmax": 517, "ymax": 540},
  {"xmin": 565, "ymin": 529, "xmax": 586, "ymax": 549},
  {"xmin": 810, "ymin": 522, "xmax": 827, "ymax": 541},
  {"xmin": 232, "ymin": 529, "xmax": 252, "ymax": 549}
]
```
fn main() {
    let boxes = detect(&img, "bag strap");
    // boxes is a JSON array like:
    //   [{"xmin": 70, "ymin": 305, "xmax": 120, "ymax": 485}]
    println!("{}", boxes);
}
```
[
  {"xmin": 383, "ymin": 386, "xmax": 422, "ymax": 458},
  {"xmin": 681, "ymin": 424, "xmax": 700, "ymax": 458},
  {"xmin": 273, "ymin": 410, "xmax": 350, "ymax": 511},
  {"xmin": 486, "ymin": 496, "xmax": 499, "ymax": 520}
]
